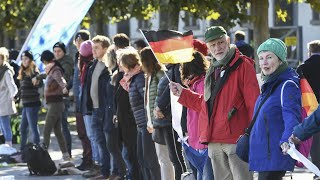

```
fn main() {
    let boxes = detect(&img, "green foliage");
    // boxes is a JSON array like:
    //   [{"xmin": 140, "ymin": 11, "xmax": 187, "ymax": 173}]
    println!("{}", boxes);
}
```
[{"xmin": 0, "ymin": 0, "xmax": 46, "ymax": 36}]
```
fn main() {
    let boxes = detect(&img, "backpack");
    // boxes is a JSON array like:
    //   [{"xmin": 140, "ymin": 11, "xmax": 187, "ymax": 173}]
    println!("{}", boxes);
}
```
[
  {"xmin": 22, "ymin": 143, "xmax": 57, "ymax": 176},
  {"xmin": 281, "ymin": 77, "xmax": 318, "ymax": 168}
]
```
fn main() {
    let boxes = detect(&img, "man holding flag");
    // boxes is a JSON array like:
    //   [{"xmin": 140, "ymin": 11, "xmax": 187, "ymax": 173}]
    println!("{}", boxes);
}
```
[{"xmin": 170, "ymin": 26, "xmax": 259, "ymax": 180}]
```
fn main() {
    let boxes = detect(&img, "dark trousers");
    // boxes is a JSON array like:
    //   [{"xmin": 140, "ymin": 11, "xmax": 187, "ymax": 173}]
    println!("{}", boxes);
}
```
[
  {"xmin": 258, "ymin": 171, "xmax": 286, "ymax": 180},
  {"xmin": 61, "ymin": 98, "xmax": 72, "ymax": 156},
  {"xmin": 118, "ymin": 121, "xmax": 141, "ymax": 180},
  {"xmin": 92, "ymin": 108, "xmax": 125, "ymax": 177},
  {"xmin": 163, "ymin": 126, "xmax": 187, "ymax": 180},
  {"xmin": 311, "ymin": 132, "xmax": 320, "ymax": 171},
  {"xmin": 136, "ymin": 127, "xmax": 161, "ymax": 180},
  {"xmin": 75, "ymin": 112, "xmax": 92, "ymax": 165}
]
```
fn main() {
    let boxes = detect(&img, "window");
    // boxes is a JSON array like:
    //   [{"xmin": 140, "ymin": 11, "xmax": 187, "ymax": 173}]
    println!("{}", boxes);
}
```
[
  {"xmin": 138, "ymin": 20, "xmax": 151, "ymax": 30},
  {"xmin": 311, "ymin": 10, "xmax": 320, "ymax": 25},
  {"xmin": 183, "ymin": 12, "xmax": 200, "ymax": 30}
]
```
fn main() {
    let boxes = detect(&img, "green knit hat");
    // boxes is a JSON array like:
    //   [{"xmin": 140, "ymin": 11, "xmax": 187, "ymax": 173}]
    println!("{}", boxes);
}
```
[
  {"xmin": 205, "ymin": 26, "xmax": 227, "ymax": 43},
  {"xmin": 257, "ymin": 38, "xmax": 287, "ymax": 62}
]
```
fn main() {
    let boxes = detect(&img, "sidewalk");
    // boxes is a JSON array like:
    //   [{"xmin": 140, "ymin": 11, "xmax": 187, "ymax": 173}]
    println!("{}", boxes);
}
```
[
  {"xmin": 0, "ymin": 117, "xmax": 316, "ymax": 179},
  {"xmin": 0, "ymin": 117, "xmax": 85, "ymax": 180}
]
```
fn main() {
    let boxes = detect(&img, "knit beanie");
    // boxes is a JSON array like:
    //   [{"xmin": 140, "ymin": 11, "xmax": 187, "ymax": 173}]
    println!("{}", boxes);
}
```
[
  {"xmin": 193, "ymin": 39, "xmax": 208, "ymax": 56},
  {"xmin": 53, "ymin": 42, "xmax": 66, "ymax": 54},
  {"xmin": 257, "ymin": 38, "xmax": 287, "ymax": 62},
  {"xmin": 79, "ymin": 40, "xmax": 93, "ymax": 57},
  {"xmin": 74, "ymin": 30, "xmax": 90, "ymax": 41},
  {"xmin": 41, "ymin": 50, "xmax": 55, "ymax": 62},
  {"xmin": 21, "ymin": 50, "xmax": 34, "ymax": 60}
]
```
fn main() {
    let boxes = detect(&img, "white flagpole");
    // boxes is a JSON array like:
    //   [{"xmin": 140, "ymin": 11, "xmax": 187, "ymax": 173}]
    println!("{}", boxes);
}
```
[
  {"xmin": 17, "ymin": 0, "xmax": 54, "ymax": 64},
  {"xmin": 139, "ymin": 29, "xmax": 171, "ymax": 82}
]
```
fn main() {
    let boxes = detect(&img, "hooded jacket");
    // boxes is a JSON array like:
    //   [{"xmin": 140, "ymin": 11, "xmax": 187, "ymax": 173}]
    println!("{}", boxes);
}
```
[{"xmin": 249, "ymin": 68, "xmax": 301, "ymax": 171}]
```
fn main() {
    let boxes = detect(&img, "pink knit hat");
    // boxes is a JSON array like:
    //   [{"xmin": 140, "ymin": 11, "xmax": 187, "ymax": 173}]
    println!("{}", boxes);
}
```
[{"xmin": 79, "ymin": 40, "xmax": 93, "ymax": 57}]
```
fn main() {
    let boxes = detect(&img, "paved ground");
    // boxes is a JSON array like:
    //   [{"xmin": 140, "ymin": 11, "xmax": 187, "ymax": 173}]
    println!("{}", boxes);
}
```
[
  {"xmin": 0, "ymin": 116, "xmax": 316, "ymax": 180},
  {"xmin": 0, "ymin": 117, "xmax": 85, "ymax": 180}
]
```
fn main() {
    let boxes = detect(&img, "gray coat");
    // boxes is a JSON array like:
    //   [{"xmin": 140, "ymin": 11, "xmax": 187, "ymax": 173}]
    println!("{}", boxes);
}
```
[{"xmin": 0, "ymin": 64, "xmax": 18, "ymax": 116}]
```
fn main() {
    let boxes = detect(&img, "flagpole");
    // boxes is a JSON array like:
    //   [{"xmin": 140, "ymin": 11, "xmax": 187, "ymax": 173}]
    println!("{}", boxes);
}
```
[{"xmin": 139, "ymin": 29, "xmax": 171, "ymax": 82}]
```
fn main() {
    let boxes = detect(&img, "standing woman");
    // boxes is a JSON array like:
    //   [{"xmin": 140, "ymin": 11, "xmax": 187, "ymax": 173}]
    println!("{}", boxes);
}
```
[
  {"xmin": 180, "ymin": 51, "xmax": 213, "ymax": 180},
  {"xmin": 118, "ymin": 49, "xmax": 161, "ymax": 180},
  {"xmin": 140, "ymin": 47, "xmax": 175, "ymax": 180},
  {"xmin": 0, "ymin": 47, "xmax": 18, "ymax": 146},
  {"xmin": 16, "ymin": 50, "xmax": 41, "ymax": 150},
  {"xmin": 249, "ymin": 38, "xmax": 301, "ymax": 180},
  {"xmin": 40, "ymin": 50, "xmax": 70, "ymax": 161}
]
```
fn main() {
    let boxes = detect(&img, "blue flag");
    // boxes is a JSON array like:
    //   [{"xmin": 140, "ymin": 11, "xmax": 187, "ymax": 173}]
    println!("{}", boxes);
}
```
[{"xmin": 18, "ymin": 0, "xmax": 94, "ymax": 71}]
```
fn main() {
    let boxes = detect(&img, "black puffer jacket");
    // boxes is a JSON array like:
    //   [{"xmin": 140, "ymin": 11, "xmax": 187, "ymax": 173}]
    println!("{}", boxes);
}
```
[
  {"xmin": 154, "ymin": 64, "xmax": 181, "ymax": 127},
  {"xmin": 128, "ymin": 72, "xmax": 147, "ymax": 128}
]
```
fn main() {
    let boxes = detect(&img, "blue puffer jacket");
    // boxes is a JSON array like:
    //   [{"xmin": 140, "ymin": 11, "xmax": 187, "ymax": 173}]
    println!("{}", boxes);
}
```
[
  {"xmin": 293, "ymin": 105, "xmax": 320, "ymax": 141},
  {"xmin": 129, "ymin": 72, "xmax": 147, "ymax": 128},
  {"xmin": 249, "ymin": 68, "xmax": 301, "ymax": 171}
]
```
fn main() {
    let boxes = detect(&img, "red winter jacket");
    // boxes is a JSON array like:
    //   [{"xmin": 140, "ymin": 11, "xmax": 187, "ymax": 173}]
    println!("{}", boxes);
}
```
[{"xmin": 178, "ymin": 49, "xmax": 260, "ymax": 144}]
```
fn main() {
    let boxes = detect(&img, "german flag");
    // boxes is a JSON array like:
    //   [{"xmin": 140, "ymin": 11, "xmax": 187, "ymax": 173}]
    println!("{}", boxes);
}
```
[
  {"xmin": 142, "ymin": 30, "xmax": 194, "ymax": 64},
  {"xmin": 300, "ymin": 77, "xmax": 318, "ymax": 116}
]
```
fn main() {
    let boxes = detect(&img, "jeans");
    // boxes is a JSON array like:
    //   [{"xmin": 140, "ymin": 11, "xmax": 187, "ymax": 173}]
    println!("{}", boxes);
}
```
[
  {"xmin": 92, "ymin": 108, "xmax": 125, "ymax": 177},
  {"xmin": 190, "ymin": 157, "xmax": 214, "ymax": 180},
  {"xmin": 0, "ymin": 116, "xmax": 12, "ymax": 142},
  {"xmin": 61, "ymin": 98, "xmax": 72, "ymax": 156},
  {"xmin": 20, "ymin": 106, "xmax": 40, "ymax": 150},
  {"xmin": 84, "ymin": 115, "xmax": 100, "ymax": 164}
]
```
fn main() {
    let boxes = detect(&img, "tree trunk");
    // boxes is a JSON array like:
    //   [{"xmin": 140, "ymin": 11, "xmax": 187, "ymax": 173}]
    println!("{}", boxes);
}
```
[
  {"xmin": 0, "ymin": 31, "xmax": 4, "ymax": 46},
  {"xmin": 96, "ymin": 17, "xmax": 105, "ymax": 35},
  {"xmin": 159, "ymin": 6, "xmax": 179, "ymax": 30},
  {"xmin": 251, "ymin": 0, "xmax": 269, "ymax": 72}
]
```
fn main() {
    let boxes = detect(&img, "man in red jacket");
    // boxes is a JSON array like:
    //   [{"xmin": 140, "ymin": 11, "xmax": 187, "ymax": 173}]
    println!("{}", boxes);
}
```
[{"xmin": 170, "ymin": 26, "xmax": 260, "ymax": 180}]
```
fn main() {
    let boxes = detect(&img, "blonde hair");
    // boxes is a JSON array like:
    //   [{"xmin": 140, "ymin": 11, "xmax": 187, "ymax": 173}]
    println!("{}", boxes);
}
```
[
  {"xmin": 0, "ymin": 47, "xmax": 9, "ymax": 63},
  {"xmin": 18, "ymin": 61, "xmax": 39, "ymax": 80},
  {"xmin": 92, "ymin": 35, "xmax": 111, "ymax": 48}
]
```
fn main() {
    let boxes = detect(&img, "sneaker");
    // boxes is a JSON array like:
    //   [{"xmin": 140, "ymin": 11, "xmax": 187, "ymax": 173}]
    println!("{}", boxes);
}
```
[
  {"xmin": 76, "ymin": 161, "xmax": 92, "ymax": 171},
  {"xmin": 82, "ymin": 165, "xmax": 100, "ymax": 178},
  {"xmin": 62, "ymin": 152, "xmax": 71, "ymax": 161}
]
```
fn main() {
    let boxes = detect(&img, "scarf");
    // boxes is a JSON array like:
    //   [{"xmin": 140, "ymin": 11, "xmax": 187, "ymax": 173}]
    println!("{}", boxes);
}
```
[
  {"xmin": 119, "ymin": 65, "xmax": 142, "ymax": 92},
  {"xmin": 261, "ymin": 61, "xmax": 288, "ymax": 83},
  {"xmin": 0, "ymin": 62, "xmax": 12, "ymax": 81},
  {"xmin": 204, "ymin": 44, "xmax": 236, "ymax": 101}
]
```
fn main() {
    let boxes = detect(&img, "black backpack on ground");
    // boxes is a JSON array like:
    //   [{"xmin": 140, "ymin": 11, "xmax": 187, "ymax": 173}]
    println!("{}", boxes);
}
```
[{"xmin": 22, "ymin": 143, "xmax": 57, "ymax": 176}]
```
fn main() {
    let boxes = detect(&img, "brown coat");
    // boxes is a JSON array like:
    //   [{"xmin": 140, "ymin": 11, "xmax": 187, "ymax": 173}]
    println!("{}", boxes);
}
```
[{"xmin": 44, "ymin": 63, "xmax": 66, "ymax": 103}]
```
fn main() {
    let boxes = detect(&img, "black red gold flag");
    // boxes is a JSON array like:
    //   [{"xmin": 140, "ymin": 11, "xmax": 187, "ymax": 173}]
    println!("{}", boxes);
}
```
[{"xmin": 142, "ymin": 30, "xmax": 194, "ymax": 64}]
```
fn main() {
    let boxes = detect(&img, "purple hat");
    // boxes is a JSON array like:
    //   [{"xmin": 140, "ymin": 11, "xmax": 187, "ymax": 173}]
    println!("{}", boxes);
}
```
[{"xmin": 79, "ymin": 40, "xmax": 93, "ymax": 57}]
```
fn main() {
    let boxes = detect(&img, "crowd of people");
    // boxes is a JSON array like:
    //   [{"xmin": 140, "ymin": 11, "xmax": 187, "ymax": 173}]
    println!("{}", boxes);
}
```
[{"xmin": 0, "ymin": 25, "xmax": 320, "ymax": 180}]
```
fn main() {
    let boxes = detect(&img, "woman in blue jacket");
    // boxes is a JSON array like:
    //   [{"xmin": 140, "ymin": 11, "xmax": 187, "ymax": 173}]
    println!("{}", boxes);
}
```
[
  {"xmin": 249, "ymin": 38, "xmax": 301, "ymax": 180},
  {"xmin": 118, "ymin": 48, "xmax": 161, "ymax": 180}
]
